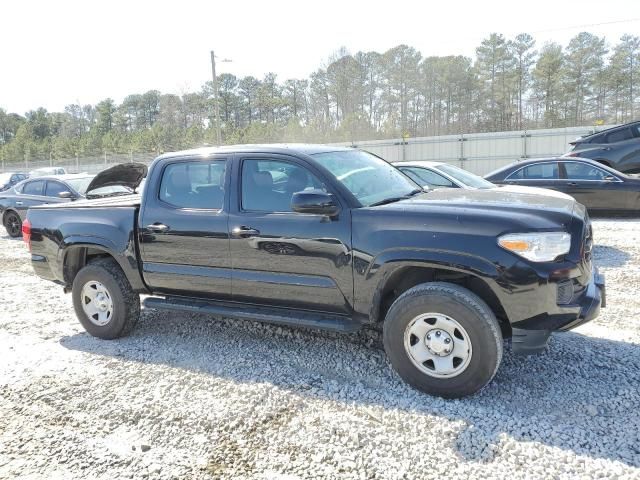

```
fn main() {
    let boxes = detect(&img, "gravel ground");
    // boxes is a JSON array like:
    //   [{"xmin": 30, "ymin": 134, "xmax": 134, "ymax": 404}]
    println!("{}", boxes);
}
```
[{"xmin": 0, "ymin": 219, "xmax": 639, "ymax": 479}]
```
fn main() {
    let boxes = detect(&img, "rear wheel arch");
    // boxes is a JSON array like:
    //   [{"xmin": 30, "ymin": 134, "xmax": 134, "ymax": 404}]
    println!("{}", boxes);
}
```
[{"xmin": 62, "ymin": 245, "xmax": 121, "ymax": 286}]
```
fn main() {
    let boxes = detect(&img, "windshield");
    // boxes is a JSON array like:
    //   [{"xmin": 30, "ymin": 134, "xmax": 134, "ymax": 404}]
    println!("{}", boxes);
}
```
[
  {"xmin": 66, "ymin": 177, "xmax": 131, "ymax": 196},
  {"xmin": 311, "ymin": 150, "xmax": 420, "ymax": 206},
  {"xmin": 434, "ymin": 164, "xmax": 495, "ymax": 189}
]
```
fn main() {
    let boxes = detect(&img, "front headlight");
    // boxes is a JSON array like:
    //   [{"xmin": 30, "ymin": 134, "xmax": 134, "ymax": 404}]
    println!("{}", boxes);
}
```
[{"xmin": 498, "ymin": 232, "xmax": 571, "ymax": 262}]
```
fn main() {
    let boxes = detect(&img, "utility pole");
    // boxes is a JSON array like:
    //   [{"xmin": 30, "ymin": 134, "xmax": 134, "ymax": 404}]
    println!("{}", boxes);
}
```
[
  {"xmin": 210, "ymin": 50, "xmax": 221, "ymax": 146},
  {"xmin": 210, "ymin": 51, "xmax": 232, "ymax": 146}
]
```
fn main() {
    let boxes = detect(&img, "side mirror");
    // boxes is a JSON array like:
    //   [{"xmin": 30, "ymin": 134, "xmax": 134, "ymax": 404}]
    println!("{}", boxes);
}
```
[
  {"xmin": 604, "ymin": 175, "xmax": 616, "ymax": 182},
  {"xmin": 58, "ymin": 191, "xmax": 75, "ymax": 199},
  {"xmin": 291, "ymin": 190, "xmax": 340, "ymax": 216}
]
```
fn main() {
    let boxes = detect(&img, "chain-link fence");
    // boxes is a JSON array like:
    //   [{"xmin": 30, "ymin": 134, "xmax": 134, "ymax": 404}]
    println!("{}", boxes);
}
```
[{"xmin": 0, "ymin": 152, "xmax": 157, "ymax": 175}]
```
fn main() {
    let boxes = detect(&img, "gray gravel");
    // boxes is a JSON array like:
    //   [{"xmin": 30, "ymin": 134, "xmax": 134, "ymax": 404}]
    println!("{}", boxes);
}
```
[{"xmin": 1, "ymin": 219, "xmax": 639, "ymax": 479}]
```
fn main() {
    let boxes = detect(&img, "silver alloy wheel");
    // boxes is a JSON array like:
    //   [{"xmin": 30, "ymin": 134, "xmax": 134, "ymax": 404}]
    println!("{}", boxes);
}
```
[
  {"xmin": 80, "ymin": 281, "xmax": 114, "ymax": 327},
  {"xmin": 403, "ymin": 312, "xmax": 472, "ymax": 378}
]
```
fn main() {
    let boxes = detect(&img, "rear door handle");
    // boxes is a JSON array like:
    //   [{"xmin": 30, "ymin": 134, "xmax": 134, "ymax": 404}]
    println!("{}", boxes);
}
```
[
  {"xmin": 15, "ymin": 201, "xmax": 23, "ymax": 206},
  {"xmin": 566, "ymin": 182, "xmax": 578, "ymax": 186},
  {"xmin": 231, "ymin": 226, "xmax": 260, "ymax": 238},
  {"xmin": 146, "ymin": 223, "xmax": 170, "ymax": 232}
]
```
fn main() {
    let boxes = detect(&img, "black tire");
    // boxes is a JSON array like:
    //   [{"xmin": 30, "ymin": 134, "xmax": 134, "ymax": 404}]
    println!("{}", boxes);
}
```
[
  {"xmin": 383, "ymin": 282, "xmax": 503, "ymax": 398},
  {"xmin": 71, "ymin": 257, "xmax": 140, "ymax": 339},
  {"xmin": 3, "ymin": 211, "xmax": 22, "ymax": 238}
]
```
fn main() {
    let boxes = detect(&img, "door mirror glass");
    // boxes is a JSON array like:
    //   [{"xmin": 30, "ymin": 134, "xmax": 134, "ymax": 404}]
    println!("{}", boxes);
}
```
[
  {"xmin": 58, "ymin": 191, "xmax": 75, "ymax": 199},
  {"xmin": 291, "ymin": 190, "xmax": 339, "ymax": 216}
]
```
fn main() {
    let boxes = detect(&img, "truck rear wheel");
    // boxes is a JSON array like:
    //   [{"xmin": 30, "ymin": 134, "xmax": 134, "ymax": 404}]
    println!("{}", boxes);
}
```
[
  {"xmin": 383, "ymin": 282, "xmax": 502, "ymax": 398},
  {"xmin": 71, "ymin": 258, "xmax": 140, "ymax": 339}
]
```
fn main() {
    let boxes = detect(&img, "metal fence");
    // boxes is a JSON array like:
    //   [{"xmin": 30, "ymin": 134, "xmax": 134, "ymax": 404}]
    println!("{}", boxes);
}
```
[
  {"xmin": 332, "ymin": 124, "xmax": 617, "ymax": 175},
  {"xmin": 0, "ymin": 124, "xmax": 617, "ymax": 176}
]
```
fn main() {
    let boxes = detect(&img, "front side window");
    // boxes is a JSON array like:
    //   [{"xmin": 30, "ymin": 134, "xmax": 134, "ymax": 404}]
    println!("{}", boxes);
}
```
[
  {"xmin": 45, "ymin": 181, "xmax": 68, "ymax": 197},
  {"xmin": 509, "ymin": 163, "xmax": 559, "ymax": 180},
  {"xmin": 400, "ymin": 167, "xmax": 455, "ymax": 188},
  {"xmin": 160, "ymin": 159, "xmax": 226, "ymax": 209},
  {"xmin": 22, "ymin": 180, "xmax": 45, "ymax": 195},
  {"xmin": 563, "ymin": 162, "xmax": 613, "ymax": 181},
  {"xmin": 241, "ymin": 159, "xmax": 325, "ymax": 212}
]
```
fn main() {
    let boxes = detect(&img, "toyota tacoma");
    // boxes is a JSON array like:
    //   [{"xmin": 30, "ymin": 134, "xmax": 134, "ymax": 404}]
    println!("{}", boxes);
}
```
[{"xmin": 23, "ymin": 145, "xmax": 605, "ymax": 398}]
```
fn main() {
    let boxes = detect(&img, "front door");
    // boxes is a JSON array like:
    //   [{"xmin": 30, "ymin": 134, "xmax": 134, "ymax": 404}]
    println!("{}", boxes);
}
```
[
  {"xmin": 139, "ymin": 156, "xmax": 231, "ymax": 299},
  {"xmin": 228, "ymin": 155, "xmax": 353, "ymax": 313},
  {"xmin": 560, "ymin": 161, "xmax": 627, "ymax": 210}
]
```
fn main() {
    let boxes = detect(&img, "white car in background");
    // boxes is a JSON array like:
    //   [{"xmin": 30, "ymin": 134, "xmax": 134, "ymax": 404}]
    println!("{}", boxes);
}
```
[
  {"xmin": 28, "ymin": 167, "xmax": 67, "ymax": 177},
  {"xmin": 395, "ymin": 160, "xmax": 573, "ymax": 199}
]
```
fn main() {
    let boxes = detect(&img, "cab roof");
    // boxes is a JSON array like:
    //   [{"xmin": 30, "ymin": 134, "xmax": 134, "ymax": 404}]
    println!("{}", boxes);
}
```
[{"xmin": 156, "ymin": 143, "xmax": 356, "ymax": 161}]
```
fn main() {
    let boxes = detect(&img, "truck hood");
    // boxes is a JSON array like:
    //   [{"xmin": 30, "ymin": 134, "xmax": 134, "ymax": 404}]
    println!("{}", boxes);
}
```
[
  {"xmin": 85, "ymin": 163, "xmax": 147, "ymax": 193},
  {"xmin": 376, "ymin": 187, "xmax": 579, "ymax": 221}
]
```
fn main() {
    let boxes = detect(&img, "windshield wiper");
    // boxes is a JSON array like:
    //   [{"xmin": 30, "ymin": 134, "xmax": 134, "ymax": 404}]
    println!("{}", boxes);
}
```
[{"xmin": 368, "ymin": 189, "xmax": 424, "ymax": 207}]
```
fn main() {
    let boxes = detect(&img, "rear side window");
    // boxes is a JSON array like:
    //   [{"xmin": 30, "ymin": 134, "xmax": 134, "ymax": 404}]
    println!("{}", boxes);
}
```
[
  {"xmin": 508, "ymin": 163, "xmax": 559, "ymax": 180},
  {"xmin": 605, "ymin": 128, "xmax": 633, "ymax": 144},
  {"xmin": 22, "ymin": 180, "xmax": 45, "ymax": 195},
  {"xmin": 159, "ymin": 159, "xmax": 226, "ymax": 209},
  {"xmin": 45, "ymin": 181, "xmax": 68, "ymax": 197}
]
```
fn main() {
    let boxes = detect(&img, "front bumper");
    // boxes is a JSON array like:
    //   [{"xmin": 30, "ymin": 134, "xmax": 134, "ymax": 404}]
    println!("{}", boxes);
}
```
[{"xmin": 511, "ymin": 268, "xmax": 605, "ymax": 355}]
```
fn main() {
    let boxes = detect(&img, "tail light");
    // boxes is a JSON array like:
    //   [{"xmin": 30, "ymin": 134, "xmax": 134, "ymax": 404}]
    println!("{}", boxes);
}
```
[{"xmin": 22, "ymin": 219, "xmax": 31, "ymax": 251}]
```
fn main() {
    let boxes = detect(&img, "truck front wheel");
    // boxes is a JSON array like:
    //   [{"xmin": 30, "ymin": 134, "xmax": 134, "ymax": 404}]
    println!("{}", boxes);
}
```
[
  {"xmin": 71, "ymin": 258, "xmax": 140, "ymax": 339},
  {"xmin": 383, "ymin": 282, "xmax": 503, "ymax": 398}
]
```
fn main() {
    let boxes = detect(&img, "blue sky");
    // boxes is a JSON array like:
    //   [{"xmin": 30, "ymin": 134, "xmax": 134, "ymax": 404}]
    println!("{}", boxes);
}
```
[{"xmin": 1, "ymin": 0, "xmax": 638, "ymax": 114}]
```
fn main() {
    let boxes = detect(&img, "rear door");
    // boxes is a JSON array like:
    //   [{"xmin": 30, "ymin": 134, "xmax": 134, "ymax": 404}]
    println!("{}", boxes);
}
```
[
  {"xmin": 505, "ymin": 161, "xmax": 563, "ymax": 191},
  {"xmin": 227, "ymin": 154, "xmax": 353, "ymax": 313},
  {"xmin": 138, "ymin": 155, "xmax": 231, "ymax": 299}
]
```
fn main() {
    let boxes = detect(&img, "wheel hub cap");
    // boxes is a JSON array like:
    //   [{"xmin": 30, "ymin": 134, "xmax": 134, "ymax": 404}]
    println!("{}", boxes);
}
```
[
  {"xmin": 80, "ymin": 281, "xmax": 113, "ymax": 326},
  {"xmin": 425, "ymin": 329, "xmax": 453, "ymax": 356},
  {"xmin": 403, "ymin": 312, "xmax": 473, "ymax": 378}
]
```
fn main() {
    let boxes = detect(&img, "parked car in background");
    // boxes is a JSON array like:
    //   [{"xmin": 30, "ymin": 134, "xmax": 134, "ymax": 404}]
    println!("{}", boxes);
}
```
[
  {"xmin": 485, "ymin": 157, "xmax": 640, "ymax": 214},
  {"xmin": 0, "ymin": 167, "xmax": 140, "ymax": 237},
  {"xmin": 564, "ymin": 120, "xmax": 640, "ymax": 173},
  {"xmin": 0, "ymin": 172, "xmax": 28, "ymax": 192},
  {"xmin": 28, "ymin": 166, "xmax": 67, "ymax": 177},
  {"xmin": 395, "ymin": 161, "xmax": 572, "ymax": 199}
]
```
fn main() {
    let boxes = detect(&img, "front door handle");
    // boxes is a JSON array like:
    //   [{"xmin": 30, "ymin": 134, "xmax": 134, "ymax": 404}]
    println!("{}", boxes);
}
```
[
  {"xmin": 15, "ymin": 201, "xmax": 23, "ymax": 206},
  {"xmin": 231, "ymin": 226, "xmax": 260, "ymax": 238},
  {"xmin": 566, "ymin": 182, "xmax": 578, "ymax": 186},
  {"xmin": 146, "ymin": 223, "xmax": 170, "ymax": 232}
]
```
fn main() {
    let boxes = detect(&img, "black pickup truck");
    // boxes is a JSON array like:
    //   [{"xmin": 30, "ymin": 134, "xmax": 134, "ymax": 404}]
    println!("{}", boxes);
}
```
[{"xmin": 24, "ymin": 145, "xmax": 605, "ymax": 398}]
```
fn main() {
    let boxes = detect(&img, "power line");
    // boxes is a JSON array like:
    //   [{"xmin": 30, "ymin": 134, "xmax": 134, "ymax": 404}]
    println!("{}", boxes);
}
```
[{"xmin": 529, "ymin": 18, "xmax": 640, "ymax": 34}]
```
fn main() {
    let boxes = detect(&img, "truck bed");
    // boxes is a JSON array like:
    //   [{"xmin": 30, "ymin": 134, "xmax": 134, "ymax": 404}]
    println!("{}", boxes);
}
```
[{"xmin": 31, "ymin": 193, "xmax": 142, "ymax": 210}]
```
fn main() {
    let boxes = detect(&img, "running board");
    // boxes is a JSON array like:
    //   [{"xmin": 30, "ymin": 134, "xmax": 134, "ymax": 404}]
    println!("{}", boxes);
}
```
[{"xmin": 143, "ymin": 296, "xmax": 363, "ymax": 333}]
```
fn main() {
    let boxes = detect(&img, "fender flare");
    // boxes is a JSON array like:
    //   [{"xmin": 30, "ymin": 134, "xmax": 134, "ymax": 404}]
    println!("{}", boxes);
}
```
[
  {"xmin": 58, "ymin": 235, "xmax": 147, "ymax": 292},
  {"xmin": 364, "ymin": 248, "xmax": 507, "ymax": 322}
]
